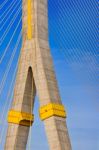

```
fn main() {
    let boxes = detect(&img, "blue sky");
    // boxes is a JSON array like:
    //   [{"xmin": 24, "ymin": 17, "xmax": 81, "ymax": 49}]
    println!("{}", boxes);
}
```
[{"xmin": 0, "ymin": 0, "xmax": 98, "ymax": 149}]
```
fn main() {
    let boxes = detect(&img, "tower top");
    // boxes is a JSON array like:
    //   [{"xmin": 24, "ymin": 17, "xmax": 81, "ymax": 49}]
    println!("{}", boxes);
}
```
[{"xmin": 22, "ymin": 0, "xmax": 48, "ymax": 40}]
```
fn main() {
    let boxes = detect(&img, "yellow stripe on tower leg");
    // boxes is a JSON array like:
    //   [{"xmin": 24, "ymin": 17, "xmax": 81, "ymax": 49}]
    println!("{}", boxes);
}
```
[{"xmin": 27, "ymin": 0, "xmax": 32, "ymax": 39}]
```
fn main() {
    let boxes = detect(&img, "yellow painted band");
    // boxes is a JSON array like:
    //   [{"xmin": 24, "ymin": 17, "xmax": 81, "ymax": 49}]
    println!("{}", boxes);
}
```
[
  {"xmin": 7, "ymin": 110, "xmax": 34, "ymax": 127},
  {"xmin": 39, "ymin": 103, "xmax": 66, "ymax": 121},
  {"xmin": 27, "ymin": 0, "xmax": 32, "ymax": 39}
]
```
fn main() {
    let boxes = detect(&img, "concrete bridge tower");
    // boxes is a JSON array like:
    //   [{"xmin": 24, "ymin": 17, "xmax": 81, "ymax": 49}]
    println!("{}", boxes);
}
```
[{"xmin": 5, "ymin": 0, "xmax": 71, "ymax": 149}]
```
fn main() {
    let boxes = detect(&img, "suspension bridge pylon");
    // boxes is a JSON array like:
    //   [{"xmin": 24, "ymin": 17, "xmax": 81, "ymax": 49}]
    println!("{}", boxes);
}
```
[{"xmin": 5, "ymin": 0, "xmax": 71, "ymax": 149}]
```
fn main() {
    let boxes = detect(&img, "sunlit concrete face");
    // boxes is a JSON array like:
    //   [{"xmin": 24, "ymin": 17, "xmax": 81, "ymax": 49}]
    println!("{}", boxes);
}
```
[{"xmin": 5, "ymin": 0, "xmax": 71, "ymax": 149}]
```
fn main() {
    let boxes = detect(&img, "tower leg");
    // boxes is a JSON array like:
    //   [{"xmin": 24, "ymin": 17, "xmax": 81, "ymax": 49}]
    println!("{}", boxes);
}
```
[
  {"xmin": 44, "ymin": 117, "xmax": 71, "ymax": 150},
  {"xmin": 32, "ymin": 39, "xmax": 72, "ymax": 150},
  {"xmin": 5, "ymin": 125, "xmax": 30, "ymax": 150},
  {"xmin": 33, "ymin": 0, "xmax": 72, "ymax": 148},
  {"xmin": 5, "ymin": 42, "xmax": 36, "ymax": 150}
]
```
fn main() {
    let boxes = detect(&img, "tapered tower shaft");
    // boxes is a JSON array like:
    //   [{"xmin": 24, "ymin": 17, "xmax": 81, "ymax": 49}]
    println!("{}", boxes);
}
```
[{"xmin": 5, "ymin": 0, "xmax": 71, "ymax": 150}]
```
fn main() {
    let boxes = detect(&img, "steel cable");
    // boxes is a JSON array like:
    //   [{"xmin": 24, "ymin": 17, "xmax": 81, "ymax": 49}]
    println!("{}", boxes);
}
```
[
  {"xmin": 0, "ymin": 0, "xmax": 21, "ymax": 27},
  {"xmin": 0, "ymin": 0, "xmax": 10, "ymax": 9},
  {"xmin": 0, "ymin": 5, "xmax": 21, "ymax": 41},
  {"xmin": 0, "ymin": 17, "xmax": 22, "ymax": 64},
  {"xmin": 0, "ymin": 0, "xmax": 18, "ymax": 20},
  {"xmin": 0, "ymin": 29, "xmax": 22, "ymax": 96}
]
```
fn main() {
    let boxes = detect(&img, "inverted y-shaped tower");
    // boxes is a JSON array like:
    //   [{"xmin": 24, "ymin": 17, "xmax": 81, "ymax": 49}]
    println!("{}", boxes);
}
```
[{"xmin": 5, "ymin": 0, "xmax": 71, "ymax": 149}]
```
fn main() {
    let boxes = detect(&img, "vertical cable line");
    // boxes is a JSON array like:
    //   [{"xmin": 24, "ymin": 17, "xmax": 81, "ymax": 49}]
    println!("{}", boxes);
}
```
[
  {"xmin": 0, "ymin": 0, "xmax": 21, "ymax": 26},
  {"xmin": 0, "ymin": 0, "xmax": 19, "ymax": 20},
  {"xmin": 0, "ymin": 29, "xmax": 22, "ymax": 96},
  {"xmin": 0, "ymin": 17, "xmax": 22, "ymax": 64}
]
